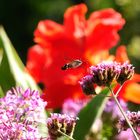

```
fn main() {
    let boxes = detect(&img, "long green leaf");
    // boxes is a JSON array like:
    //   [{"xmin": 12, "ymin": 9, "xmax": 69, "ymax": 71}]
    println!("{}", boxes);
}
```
[
  {"xmin": 0, "ymin": 37, "xmax": 16, "ymax": 92},
  {"xmin": 0, "ymin": 26, "xmax": 39, "ymax": 92},
  {"xmin": 74, "ymin": 88, "xmax": 110, "ymax": 140},
  {"xmin": 0, "ymin": 86, "xmax": 4, "ymax": 98}
]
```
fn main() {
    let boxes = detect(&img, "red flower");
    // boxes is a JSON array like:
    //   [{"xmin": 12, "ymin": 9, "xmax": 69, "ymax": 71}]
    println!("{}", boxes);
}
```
[
  {"xmin": 118, "ymin": 75, "xmax": 140, "ymax": 104},
  {"xmin": 26, "ymin": 4, "xmax": 125, "ymax": 108},
  {"xmin": 115, "ymin": 45, "xmax": 130, "ymax": 63}
]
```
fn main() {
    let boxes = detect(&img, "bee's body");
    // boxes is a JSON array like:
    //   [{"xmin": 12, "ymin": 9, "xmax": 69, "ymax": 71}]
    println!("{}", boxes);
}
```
[{"xmin": 61, "ymin": 59, "xmax": 83, "ymax": 70}]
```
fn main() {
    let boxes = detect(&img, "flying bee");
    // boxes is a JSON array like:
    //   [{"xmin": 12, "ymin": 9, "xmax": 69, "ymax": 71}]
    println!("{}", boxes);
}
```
[{"xmin": 61, "ymin": 59, "xmax": 83, "ymax": 70}]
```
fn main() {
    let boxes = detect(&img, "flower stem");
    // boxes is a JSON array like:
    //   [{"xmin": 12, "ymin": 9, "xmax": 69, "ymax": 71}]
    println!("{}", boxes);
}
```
[
  {"xmin": 58, "ymin": 130, "xmax": 75, "ymax": 140},
  {"xmin": 115, "ymin": 84, "xmax": 123, "ymax": 97},
  {"xmin": 108, "ymin": 86, "xmax": 139, "ymax": 140}
]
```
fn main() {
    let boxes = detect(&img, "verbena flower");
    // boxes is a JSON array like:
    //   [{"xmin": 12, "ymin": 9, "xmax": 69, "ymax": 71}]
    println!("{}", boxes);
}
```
[
  {"xmin": 115, "ymin": 46, "xmax": 140, "ymax": 104},
  {"xmin": 116, "ymin": 62, "xmax": 134, "ymax": 85},
  {"xmin": 47, "ymin": 113, "xmax": 78, "ymax": 140},
  {"xmin": 117, "ymin": 111, "xmax": 140, "ymax": 132},
  {"xmin": 0, "ymin": 87, "xmax": 47, "ymax": 140},
  {"xmin": 104, "ymin": 98, "xmax": 128, "ymax": 119},
  {"xmin": 90, "ymin": 61, "xmax": 120, "ymax": 86},
  {"xmin": 62, "ymin": 99, "xmax": 88, "ymax": 117},
  {"xmin": 80, "ymin": 61, "xmax": 134, "ymax": 95},
  {"xmin": 79, "ymin": 75, "xmax": 96, "ymax": 95},
  {"xmin": 26, "ymin": 4, "xmax": 125, "ymax": 108}
]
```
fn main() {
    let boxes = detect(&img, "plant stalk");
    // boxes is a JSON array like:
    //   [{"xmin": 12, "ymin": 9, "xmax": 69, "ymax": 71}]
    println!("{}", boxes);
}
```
[
  {"xmin": 58, "ymin": 130, "xmax": 75, "ymax": 140},
  {"xmin": 115, "ymin": 84, "xmax": 123, "ymax": 97},
  {"xmin": 108, "ymin": 86, "xmax": 139, "ymax": 140}
]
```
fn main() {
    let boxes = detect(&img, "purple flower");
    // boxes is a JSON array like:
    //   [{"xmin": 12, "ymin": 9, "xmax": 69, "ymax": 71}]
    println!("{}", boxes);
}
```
[
  {"xmin": 47, "ymin": 113, "xmax": 78, "ymax": 140},
  {"xmin": 116, "ymin": 62, "xmax": 134, "ymax": 84},
  {"xmin": 79, "ymin": 75, "xmax": 95, "ymax": 95},
  {"xmin": 62, "ymin": 99, "xmax": 88, "ymax": 117},
  {"xmin": 79, "ymin": 61, "xmax": 135, "ymax": 96},
  {"xmin": 117, "ymin": 111, "xmax": 140, "ymax": 132},
  {"xmin": 116, "ymin": 128, "xmax": 136, "ymax": 140},
  {"xmin": 89, "ymin": 61, "xmax": 120, "ymax": 86},
  {"xmin": 0, "ymin": 87, "xmax": 47, "ymax": 140},
  {"xmin": 104, "ymin": 98, "xmax": 128, "ymax": 119}
]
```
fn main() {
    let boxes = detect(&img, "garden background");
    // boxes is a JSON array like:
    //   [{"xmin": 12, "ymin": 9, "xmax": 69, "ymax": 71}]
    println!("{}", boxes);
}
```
[{"xmin": 0, "ymin": 0, "xmax": 140, "ymax": 140}]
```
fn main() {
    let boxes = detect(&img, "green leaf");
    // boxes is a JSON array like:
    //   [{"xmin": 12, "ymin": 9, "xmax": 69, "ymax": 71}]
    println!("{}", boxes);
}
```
[
  {"xmin": 0, "ymin": 86, "xmax": 4, "ymax": 98},
  {"xmin": 73, "ymin": 88, "xmax": 110, "ymax": 140},
  {"xmin": 0, "ymin": 26, "xmax": 39, "ymax": 92}
]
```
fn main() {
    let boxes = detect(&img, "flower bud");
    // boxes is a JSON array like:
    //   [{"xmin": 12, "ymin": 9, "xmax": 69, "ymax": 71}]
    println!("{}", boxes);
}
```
[
  {"xmin": 116, "ymin": 62, "xmax": 134, "ymax": 84},
  {"xmin": 47, "ymin": 113, "xmax": 78, "ymax": 139},
  {"xmin": 79, "ymin": 75, "xmax": 96, "ymax": 95}
]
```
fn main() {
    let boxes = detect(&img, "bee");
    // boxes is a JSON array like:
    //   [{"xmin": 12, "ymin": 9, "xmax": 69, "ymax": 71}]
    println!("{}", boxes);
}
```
[{"xmin": 61, "ymin": 59, "xmax": 83, "ymax": 70}]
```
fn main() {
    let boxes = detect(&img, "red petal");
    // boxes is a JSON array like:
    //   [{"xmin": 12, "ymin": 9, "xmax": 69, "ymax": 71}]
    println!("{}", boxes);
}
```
[
  {"xmin": 115, "ymin": 45, "xmax": 129, "ymax": 63},
  {"xmin": 34, "ymin": 20, "xmax": 64, "ymax": 46},
  {"xmin": 26, "ymin": 45, "xmax": 52, "ymax": 82},
  {"xmin": 86, "ymin": 8, "xmax": 125, "ymax": 52},
  {"xmin": 124, "ymin": 82, "xmax": 140, "ymax": 104},
  {"xmin": 64, "ymin": 4, "xmax": 87, "ymax": 39},
  {"xmin": 88, "ymin": 8, "xmax": 125, "ymax": 29},
  {"xmin": 118, "ymin": 81, "xmax": 140, "ymax": 104},
  {"xmin": 42, "ymin": 83, "xmax": 86, "ymax": 108}
]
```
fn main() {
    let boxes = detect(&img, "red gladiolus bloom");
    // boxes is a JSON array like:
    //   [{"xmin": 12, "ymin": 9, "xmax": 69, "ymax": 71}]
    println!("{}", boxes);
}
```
[{"xmin": 26, "ymin": 4, "xmax": 125, "ymax": 108}]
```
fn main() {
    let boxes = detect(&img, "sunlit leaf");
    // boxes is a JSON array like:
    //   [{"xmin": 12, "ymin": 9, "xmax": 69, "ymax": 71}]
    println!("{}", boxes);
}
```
[
  {"xmin": 74, "ymin": 88, "xmax": 110, "ymax": 140},
  {"xmin": 0, "ymin": 26, "xmax": 39, "ymax": 92},
  {"xmin": 0, "ymin": 86, "xmax": 4, "ymax": 98}
]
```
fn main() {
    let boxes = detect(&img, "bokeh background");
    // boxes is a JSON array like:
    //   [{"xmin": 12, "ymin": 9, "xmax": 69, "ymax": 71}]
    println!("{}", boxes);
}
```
[{"xmin": 0, "ymin": 0, "xmax": 140, "ymax": 69}]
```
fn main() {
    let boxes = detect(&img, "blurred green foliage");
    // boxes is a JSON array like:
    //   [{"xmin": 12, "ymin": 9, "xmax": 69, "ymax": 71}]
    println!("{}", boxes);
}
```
[
  {"xmin": 0, "ymin": 0, "xmax": 140, "ymax": 68},
  {"xmin": 0, "ymin": 27, "xmax": 40, "ymax": 93}
]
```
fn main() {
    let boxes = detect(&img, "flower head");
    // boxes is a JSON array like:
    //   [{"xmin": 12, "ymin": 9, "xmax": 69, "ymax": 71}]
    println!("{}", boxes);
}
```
[
  {"xmin": 26, "ymin": 4, "xmax": 125, "ymax": 108},
  {"xmin": 90, "ymin": 61, "xmax": 120, "ymax": 86},
  {"xmin": 104, "ymin": 98, "xmax": 128, "ymax": 119},
  {"xmin": 79, "ymin": 75, "xmax": 96, "ymax": 95},
  {"xmin": 117, "ymin": 111, "xmax": 140, "ymax": 132},
  {"xmin": 79, "ymin": 61, "xmax": 135, "ymax": 98},
  {"xmin": 47, "ymin": 113, "xmax": 78, "ymax": 140},
  {"xmin": 0, "ymin": 87, "xmax": 47, "ymax": 139},
  {"xmin": 114, "ymin": 46, "xmax": 140, "ymax": 104},
  {"xmin": 62, "ymin": 99, "xmax": 88, "ymax": 117},
  {"xmin": 116, "ymin": 62, "xmax": 134, "ymax": 84}
]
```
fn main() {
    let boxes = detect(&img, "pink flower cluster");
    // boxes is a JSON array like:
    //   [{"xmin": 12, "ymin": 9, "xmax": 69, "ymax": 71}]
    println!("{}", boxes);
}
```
[{"xmin": 0, "ymin": 87, "xmax": 47, "ymax": 140}]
